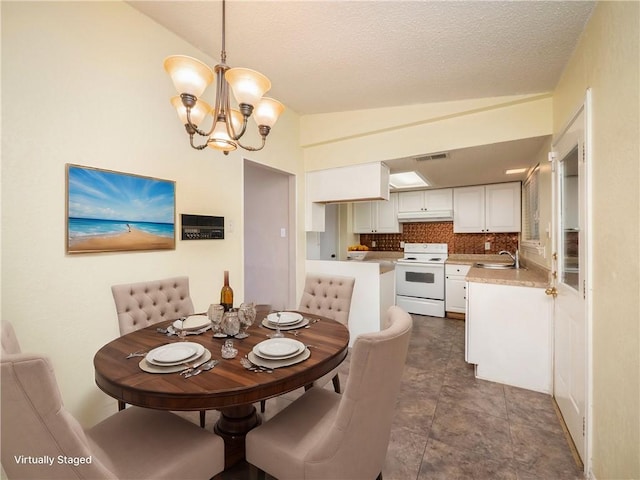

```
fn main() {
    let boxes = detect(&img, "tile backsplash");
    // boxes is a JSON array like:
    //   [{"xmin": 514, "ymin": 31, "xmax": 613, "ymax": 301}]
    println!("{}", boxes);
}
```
[{"xmin": 359, "ymin": 222, "xmax": 519, "ymax": 254}]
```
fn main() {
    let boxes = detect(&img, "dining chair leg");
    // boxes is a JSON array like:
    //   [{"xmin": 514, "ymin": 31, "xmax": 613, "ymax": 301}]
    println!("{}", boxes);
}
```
[
  {"xmin": 260, "ymin": 400, "xmax": 266, "ymax": 413},
  {"xmin": 199, "ymin": 410, "xmax": 206, "ymax": 428},
  {"xmin": 118, "ymin": 400, "xmax": 126, "ymax": 411},
  {"xmin": 332, "ymin": 374, "xmax": 341, "ymax": 393}
]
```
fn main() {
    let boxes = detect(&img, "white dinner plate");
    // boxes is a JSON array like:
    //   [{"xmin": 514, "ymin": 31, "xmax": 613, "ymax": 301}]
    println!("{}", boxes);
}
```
[
  {"xmin": 146, "ymin": 342, "xmax": 205, "ymax": 366},
  {"xmin": 266, "ymin": 312, "xmax": 303, "ymax": 326},
  {"xmin": 173, "ymin": 315, "xmax": 210, "ymax": 331},
  {"xmin": 261, "ymin": 318, "xmax": 309, "ymax": 331},
  {"xmin": 140, "ymin": 349, "xmax": 212, "ymax": 374},
  {"xmin": 247, "ymin": 348, "xmax": 310, "ymax": 369},
  {"xmin": 254, "ymin": 338, "xmax": 305, "ymax": 360}
]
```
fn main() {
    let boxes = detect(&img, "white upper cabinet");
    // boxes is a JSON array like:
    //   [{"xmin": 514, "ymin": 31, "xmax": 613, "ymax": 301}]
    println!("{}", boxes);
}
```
[
  {"xmin": 307, "ymin": 162, "xmax": 390, "ymax": 203},
  {"xmin": 353, "ymin": 193, "xmax": 400, "ymax": 234},
  {"xmin": 397, "ymin": 189, "xmax": 452, "ymax": 213},
  {"xmin": 453, "ymin": 182, "xmax": 521, "ymax": 233}
]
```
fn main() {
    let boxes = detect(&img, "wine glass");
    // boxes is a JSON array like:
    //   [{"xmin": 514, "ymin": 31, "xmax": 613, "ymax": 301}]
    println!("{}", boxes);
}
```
[
  {"xmin": 208, "ymin": 304, "xmax": 226, "ymax": 338},
  {"xmin": 236, "ymin": 302, "xmax": 256, "ymax": 339},
  {"xmin": 176, "ymin": 317, "xmax": 188, "ymax": 341},
  {"xmin": 270, "ymin": 309, "xmax": 285, "ymax": 338}
]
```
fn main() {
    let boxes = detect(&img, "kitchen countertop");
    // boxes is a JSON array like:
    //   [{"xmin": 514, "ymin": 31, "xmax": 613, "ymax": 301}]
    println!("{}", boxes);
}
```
[
  {"xmin": 347, "ymin": 252, "xmax": 401, "ymax": 274},
  {"xmin": 447, "ymin": 254, "xmax": 550, "ymax": 288}
]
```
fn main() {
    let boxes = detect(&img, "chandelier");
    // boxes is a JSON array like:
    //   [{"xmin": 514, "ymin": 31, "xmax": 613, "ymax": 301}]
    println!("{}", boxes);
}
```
[{"xmin": 163, "ymin": 0, "xmax": 284, "ymax": 154}]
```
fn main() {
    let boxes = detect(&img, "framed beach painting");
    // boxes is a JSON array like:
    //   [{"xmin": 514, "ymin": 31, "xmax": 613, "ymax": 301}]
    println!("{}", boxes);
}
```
[{"xmin": 66, "ymin": 164, "xmax": 176, "ymax": 254}]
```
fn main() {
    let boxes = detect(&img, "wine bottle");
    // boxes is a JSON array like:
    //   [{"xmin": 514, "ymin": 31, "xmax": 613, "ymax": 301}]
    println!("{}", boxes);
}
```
[{"xmin": 220, "ymin": 270, "xmax": 234, "ymax": 312}]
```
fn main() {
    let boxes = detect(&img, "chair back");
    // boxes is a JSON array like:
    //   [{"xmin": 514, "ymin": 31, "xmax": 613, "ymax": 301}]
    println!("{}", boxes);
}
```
[
  {"xmin": 306, "ymin": 306, "xmax": 412, "ymax": 480},
  {"xmin": 1, "ymin": 320, "xmax": 21, "ymax": 354},
  {"xmin": 1, "ymin": 325, "xmax": 115, "ymax": 479},
  {"xmin": 298, "ymin": 274, "xmax": 355, "ymax": 325},
  {"xmin": 111, "ymin": 276, "xmax": 195, "ymax": 335}
]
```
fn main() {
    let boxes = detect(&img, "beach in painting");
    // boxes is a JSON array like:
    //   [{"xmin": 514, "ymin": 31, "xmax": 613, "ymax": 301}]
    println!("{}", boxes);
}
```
[
  {"xmin": 68, "ymin": 218, "xmax": 174, "ymax": 252},
  {"xmin": 66, "ymin": 165, "xmax": 175, "ymax": 253}
]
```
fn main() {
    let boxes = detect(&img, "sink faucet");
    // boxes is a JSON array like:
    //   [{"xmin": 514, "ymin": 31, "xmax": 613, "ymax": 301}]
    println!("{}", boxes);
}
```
[{"xmin": 499, "ymin": 250, "xmax": 520, "ymax": 269}]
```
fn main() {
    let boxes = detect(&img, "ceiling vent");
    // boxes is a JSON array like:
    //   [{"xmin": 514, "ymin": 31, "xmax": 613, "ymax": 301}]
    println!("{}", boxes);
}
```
[{"xmin": 415, "ymin": 152, "xmax": 449, "ymax": 162}]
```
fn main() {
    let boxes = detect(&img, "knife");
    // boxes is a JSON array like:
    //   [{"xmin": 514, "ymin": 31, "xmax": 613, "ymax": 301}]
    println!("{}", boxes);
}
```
[{"xmin": 179, "ymin": 358, "xmax": 210, "ymax": 375}]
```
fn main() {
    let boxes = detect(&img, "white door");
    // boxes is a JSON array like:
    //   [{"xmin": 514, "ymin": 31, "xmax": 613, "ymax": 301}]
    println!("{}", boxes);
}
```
[
  {"xmin": 244, "ymin": 160, "xmax": 295, "ymax": 309},
  {"xmin": 551, "ymin": 104, "xmax": 588, "ymax": 463}
]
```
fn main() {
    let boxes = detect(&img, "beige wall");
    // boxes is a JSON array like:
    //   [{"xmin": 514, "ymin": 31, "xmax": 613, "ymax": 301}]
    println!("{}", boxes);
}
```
[
  {"xmin": 301, "ymin": 94, "xmax": 552, "ymax": 170},
  {"xmin": 1, "ymin": 1, "xmax": 303, "ymax": 427},
  {"xmin": 553, "ymin": 2, "xmax": 639, "ymax": 478}
]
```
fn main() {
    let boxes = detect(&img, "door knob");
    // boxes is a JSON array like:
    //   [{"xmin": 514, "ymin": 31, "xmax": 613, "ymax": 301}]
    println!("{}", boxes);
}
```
[{"xmin": 545, "ymin": 286, "xmax": 558, "ymax": 298}]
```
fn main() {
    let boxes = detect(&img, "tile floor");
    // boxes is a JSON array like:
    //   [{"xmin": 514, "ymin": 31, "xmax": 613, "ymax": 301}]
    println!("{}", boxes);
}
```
[{"xmin": 188, "ymin": 314, "xmax": 584, "ymax": 480}]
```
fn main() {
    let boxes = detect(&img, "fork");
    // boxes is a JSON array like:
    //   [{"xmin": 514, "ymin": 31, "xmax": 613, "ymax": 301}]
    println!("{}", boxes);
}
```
[
  {"xmin": 125, "ymin": 351, "xmax": 146, "ymax": 359},
  {"xmin": 240, "ymin": 356, "xmax": 273, "ymax": 373},
  {"xmin": 184, "ymin": 360, "xmax": 218, "ymax": 378}
]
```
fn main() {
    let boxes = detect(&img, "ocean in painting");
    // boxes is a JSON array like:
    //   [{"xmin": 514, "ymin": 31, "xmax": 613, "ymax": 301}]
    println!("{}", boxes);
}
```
[{"xmin": 68, "ymin": 217, "xmax": 174, "ymax": 241}]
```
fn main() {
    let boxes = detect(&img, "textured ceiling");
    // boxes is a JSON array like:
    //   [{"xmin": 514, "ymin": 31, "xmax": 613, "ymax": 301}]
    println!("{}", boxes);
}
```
[
  {"xmin": 128, "ymin": 0, "xmax": 595, "ymax": 115},
  {"xmin": 128, "ymin": 0, "xmax": 595, "ymax": 187}
]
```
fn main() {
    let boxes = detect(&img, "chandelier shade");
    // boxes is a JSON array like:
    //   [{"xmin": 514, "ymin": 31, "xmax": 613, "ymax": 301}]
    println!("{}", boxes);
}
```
[
  {"xmin": 164, "ymin": 56, "xmax": 214, "ymax": 98},
  {"xmin": 170, "ymin": 96, "xmax": 211, "ymax": 127},
  {"xmin": 164, "ymin": 0, "xmax": 284, "ymax": 154},
  {"xmin": 253, "ymin": 97, "xmax": 285, "ymax": 128},
  {"xmin": 225, "ymin": 68, "xmax": 271, "ymax": 108}
]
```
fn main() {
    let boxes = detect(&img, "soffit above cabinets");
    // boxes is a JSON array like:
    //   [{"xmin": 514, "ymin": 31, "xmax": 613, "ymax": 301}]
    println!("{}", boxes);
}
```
[{"xmin": 387, "ymin": 136, "xmax": 550, "ymax": 191}]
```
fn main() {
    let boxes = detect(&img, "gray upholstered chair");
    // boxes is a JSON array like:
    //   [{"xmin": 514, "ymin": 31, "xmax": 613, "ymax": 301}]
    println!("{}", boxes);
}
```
[
  {"xmin": 0, "ymin": 321, "xmax": 225, "ymax": 480},
  {"xmin": 298, "ymin": 274, "xmax": 355, "ymax": 393},
  {"xmin": 260, "ymin": 274, "xmax": 355, "ymax": 414},
  {"xmin": 246, "ymin": 306, "xmax": 412, "ymax": 480},
  {"xmin": 111, "ymin": 276, "xmax": 195, "ymax": 336},
  {"xmin": 111, "ymin": 276, "xmax": 208, "ymax": 427}
]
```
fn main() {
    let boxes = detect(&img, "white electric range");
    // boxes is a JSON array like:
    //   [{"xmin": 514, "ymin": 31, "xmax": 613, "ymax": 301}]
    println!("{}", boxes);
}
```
[{"xmin": 395, "ymin": 243, "xmax": 448, "ymax": 317}]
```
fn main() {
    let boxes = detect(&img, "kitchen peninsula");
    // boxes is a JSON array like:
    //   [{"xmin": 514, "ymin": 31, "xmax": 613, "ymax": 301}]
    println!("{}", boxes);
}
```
[{"xmin": 306, "ymin": 252, "xmax": 398, "ymax": 346}]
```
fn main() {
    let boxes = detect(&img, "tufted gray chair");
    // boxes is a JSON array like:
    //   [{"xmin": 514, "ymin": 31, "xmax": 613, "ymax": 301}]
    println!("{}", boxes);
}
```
[
  {"xmin": 111, "ymin": 276, "xmax": 195, "ymax": 336},
  {"xmin": 1, "ymin": 321, "xmax": 225, "ymax": 480},
  {"xmin": 299, "ymin": 274, "xmax": 355, "ymax": 393},
  {"xmin": 260, "ymin": 274, "xmax": 355, "ymax": 414},
  {"xmin": 298, "ymin": 274, "xmax": 355, "ymax": 327},
  {"xmin": 246, "ymin": 306, "xmax": 412, "ymax": 480},
  {"xmin": 111, "ymin": 276, "xmax": 208, "ymax": 427}
]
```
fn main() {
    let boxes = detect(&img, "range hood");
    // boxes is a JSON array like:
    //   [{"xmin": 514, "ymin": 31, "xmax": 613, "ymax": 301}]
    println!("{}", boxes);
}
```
[{"xmin": 397, "ymin": 210, "xmax": 454, "ymax": 223}]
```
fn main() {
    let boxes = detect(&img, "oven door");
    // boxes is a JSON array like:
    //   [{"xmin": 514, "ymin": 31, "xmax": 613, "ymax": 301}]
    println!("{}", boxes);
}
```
[{"xmin": 395, "ymin": 262, "xmax": 445, "ymax": 300}]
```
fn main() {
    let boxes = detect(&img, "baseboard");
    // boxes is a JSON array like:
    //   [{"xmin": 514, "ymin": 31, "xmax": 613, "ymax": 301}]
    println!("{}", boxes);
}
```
[{"xmin": 446, "ymin": 311, "xmax": 465, "ymax": 321}]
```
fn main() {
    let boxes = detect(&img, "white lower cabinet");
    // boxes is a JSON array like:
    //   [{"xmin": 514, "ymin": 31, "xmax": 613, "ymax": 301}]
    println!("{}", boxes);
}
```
[
  {"xmin": 445, "ymin": 264, "xmax": 470, "ymax": 314},
  {"xmin": 465, "ymin": 281, "xmax": 552, "ymax": 393}
]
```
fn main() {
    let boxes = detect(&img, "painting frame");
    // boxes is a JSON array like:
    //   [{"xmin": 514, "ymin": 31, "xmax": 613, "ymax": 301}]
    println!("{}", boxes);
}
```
[{"xmin": 66, "ymin": 164, "xmax": 176, "ymax": 254}]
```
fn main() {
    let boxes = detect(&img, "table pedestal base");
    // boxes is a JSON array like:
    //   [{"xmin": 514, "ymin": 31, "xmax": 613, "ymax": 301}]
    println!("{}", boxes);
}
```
[{"xmin": 214, "ymin": 404, "xmax": 261, "ymax": 468}]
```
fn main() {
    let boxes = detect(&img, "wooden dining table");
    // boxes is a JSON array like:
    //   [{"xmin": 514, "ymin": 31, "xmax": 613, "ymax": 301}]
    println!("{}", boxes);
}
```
[{"xmin": 93, "ymin": 312, "xmax": 349, "ymax": 468}]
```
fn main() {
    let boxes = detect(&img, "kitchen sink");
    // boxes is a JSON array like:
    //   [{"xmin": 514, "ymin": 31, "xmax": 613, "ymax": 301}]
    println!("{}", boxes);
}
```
[{"xmin": 474, "ymin": 262, "xmax": 517, "ymax": 269}]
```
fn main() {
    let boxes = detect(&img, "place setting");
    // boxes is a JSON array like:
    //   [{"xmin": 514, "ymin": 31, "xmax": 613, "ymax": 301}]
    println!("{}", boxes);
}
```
[
  {"xmin": 246, "ymin": 337, "xmax": 311, "ymax": 369},
  {"xmin": 137, "ymin": 341, "xmax": 216, "ymax": 374},
  {"xmin": 156, "ymin": 314, "xmax": 211, "ymax": 337},
  {"xmin": 261, "ymin": 311, "xmax": 310, "ymax": 333}
]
